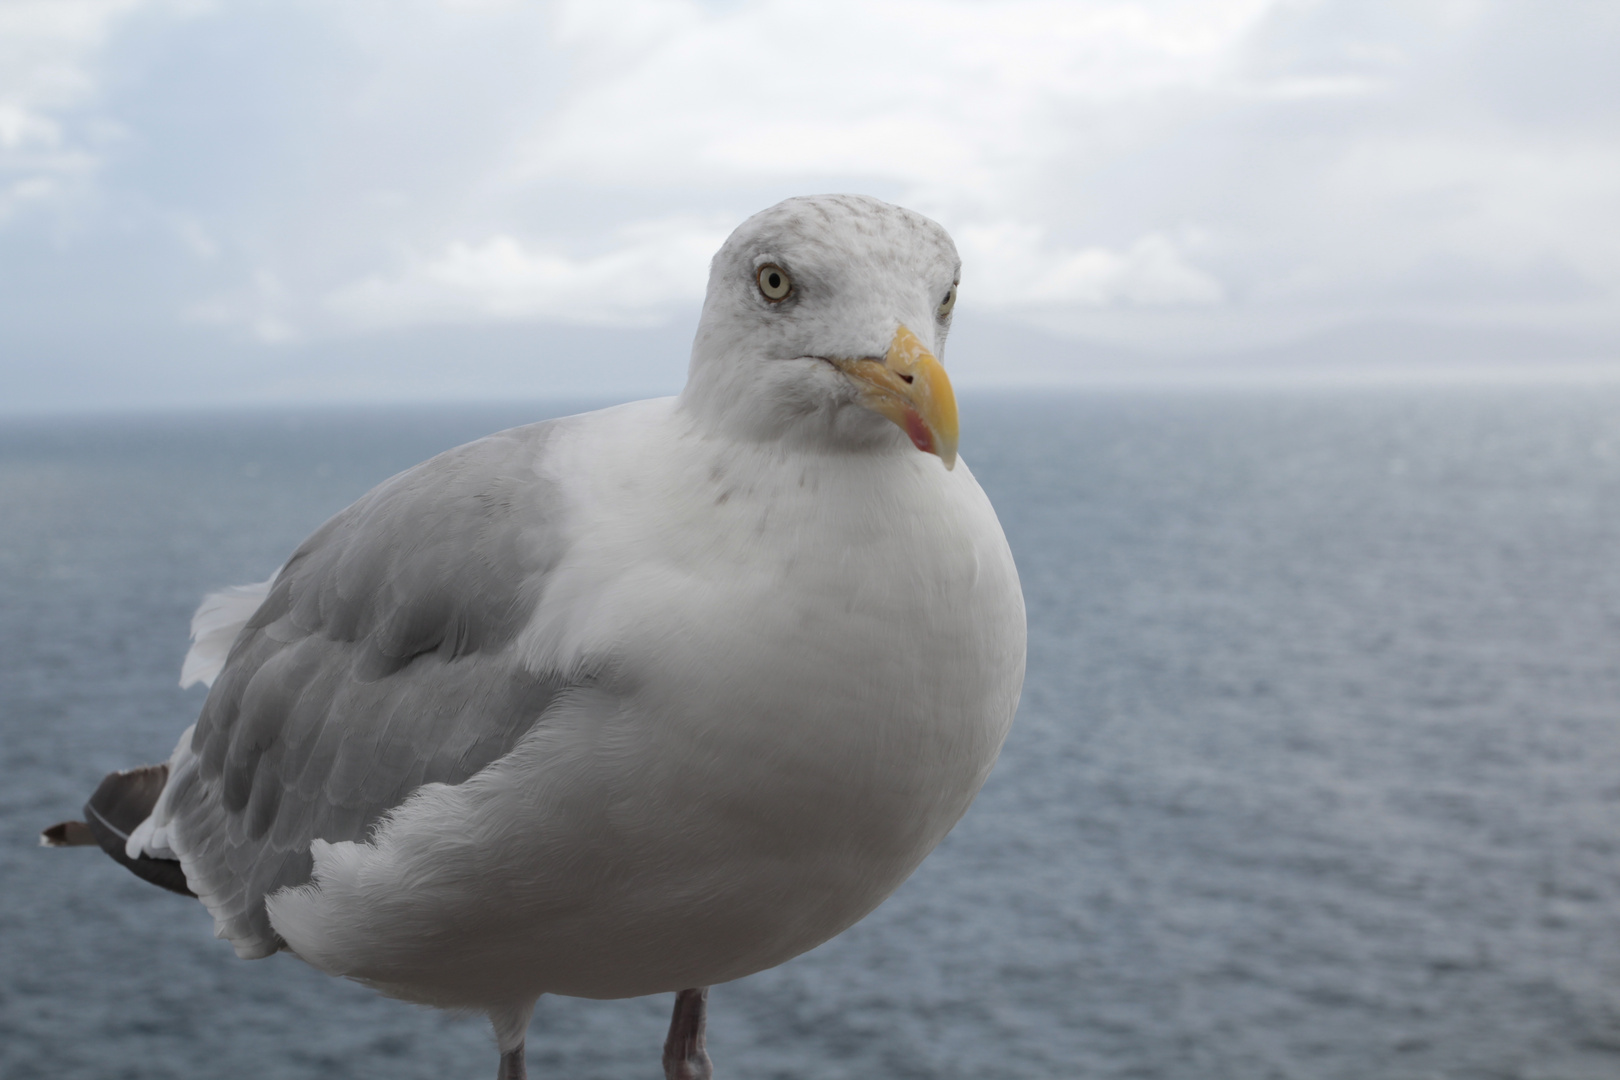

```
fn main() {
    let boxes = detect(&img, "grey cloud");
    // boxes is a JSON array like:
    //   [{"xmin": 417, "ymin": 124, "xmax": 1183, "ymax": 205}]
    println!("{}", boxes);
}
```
[{"xmin": 0, "ymin": 0, "xmax": 1615, "ymax": 413}]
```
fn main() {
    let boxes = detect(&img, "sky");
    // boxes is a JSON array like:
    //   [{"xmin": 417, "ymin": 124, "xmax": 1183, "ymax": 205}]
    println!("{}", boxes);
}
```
[{"xmin": 1, "ymin": 0, "xmax": 1617, "ymax": 412}]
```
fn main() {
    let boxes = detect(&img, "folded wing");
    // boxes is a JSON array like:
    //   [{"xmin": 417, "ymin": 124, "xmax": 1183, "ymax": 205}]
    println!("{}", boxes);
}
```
[{"xmin": 153, "ymin": 420, "xmax": 573, "ymax": 958}]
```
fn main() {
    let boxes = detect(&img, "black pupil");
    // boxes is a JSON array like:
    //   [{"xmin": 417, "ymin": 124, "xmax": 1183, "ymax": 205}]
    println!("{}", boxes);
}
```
[{"xmin": 767, "ymin": 272, "xmax": 781, "ymax": 289}]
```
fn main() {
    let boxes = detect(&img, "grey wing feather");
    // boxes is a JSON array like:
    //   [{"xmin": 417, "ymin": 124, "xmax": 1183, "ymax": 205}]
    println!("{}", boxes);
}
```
[{"xmin": 167, "ymin": 420, "xmax": 572, "ymax": 956}]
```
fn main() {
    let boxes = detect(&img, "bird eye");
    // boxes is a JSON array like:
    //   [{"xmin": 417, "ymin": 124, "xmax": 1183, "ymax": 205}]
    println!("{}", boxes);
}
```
[
  {"xmin": 757, "ymin": 264, "xmax": 792, "ymax": 302},
  {"xmin": 938, "ymin": 284, "xmax": 957, "ymax": 318}
]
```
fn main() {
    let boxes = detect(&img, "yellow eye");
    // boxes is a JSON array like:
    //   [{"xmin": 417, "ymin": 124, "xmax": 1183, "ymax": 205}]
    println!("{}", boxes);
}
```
[
  {"xmin": 938, "ymin": 284, "xmax": 957, "ymax": 318},
  {"xmin": 757, "ymin": 264, "xmax": 792, "ymax": 302}
]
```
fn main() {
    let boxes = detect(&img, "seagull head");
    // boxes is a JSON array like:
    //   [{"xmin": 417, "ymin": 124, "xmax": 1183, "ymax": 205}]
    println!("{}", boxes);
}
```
[{"xmin": 680, "ymin": 194, "xmax": 962, "ymax": 470}]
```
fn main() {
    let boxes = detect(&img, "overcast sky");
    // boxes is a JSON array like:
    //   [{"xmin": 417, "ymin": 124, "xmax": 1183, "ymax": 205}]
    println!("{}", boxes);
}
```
[{"xmin": 2, "ymin": 0, "xmax": 1616, "ymax": 412}]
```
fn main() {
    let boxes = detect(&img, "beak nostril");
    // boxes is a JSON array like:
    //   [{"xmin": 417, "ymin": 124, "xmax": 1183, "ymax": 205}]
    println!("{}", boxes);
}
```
[{"xmin": 831, "ymin": 322, "xmax": 957, "ymax": 468}]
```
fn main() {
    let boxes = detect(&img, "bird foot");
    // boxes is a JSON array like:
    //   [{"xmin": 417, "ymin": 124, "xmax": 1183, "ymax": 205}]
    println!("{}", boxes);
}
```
[{"xmin": 662, "ymin": 987, "xmax": 714, "ymax": 1080}]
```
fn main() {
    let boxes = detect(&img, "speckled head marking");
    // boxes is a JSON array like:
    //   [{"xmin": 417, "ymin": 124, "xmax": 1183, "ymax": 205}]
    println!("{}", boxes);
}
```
[{"xmin": 682, "ymin": 195, "xmax": 963, "ymax": 462}]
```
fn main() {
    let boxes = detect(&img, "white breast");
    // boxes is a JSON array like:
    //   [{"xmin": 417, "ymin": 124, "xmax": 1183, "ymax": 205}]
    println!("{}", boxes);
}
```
[{"xmin": 266, "ymin": 400, "xmax": 1026, "ymax": 1006}]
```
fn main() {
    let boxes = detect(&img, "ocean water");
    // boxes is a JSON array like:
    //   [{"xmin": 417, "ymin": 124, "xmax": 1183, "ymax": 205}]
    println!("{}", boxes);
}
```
[{"xmin": 5, "ymin": 387, "xmax": 1620, "ymax": 1080}]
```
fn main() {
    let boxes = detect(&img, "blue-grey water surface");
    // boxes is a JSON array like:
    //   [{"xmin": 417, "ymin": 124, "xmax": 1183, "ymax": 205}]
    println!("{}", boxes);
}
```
[{"xmin": 5, "ymin": 387, "xmax": 1620, "ymax": 1079}]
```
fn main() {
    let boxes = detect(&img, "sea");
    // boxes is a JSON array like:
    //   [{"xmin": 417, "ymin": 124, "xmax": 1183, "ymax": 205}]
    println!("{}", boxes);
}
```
[{"xmin": 4, "ymin": 386, "xmax": 1620, "ymax": 1080}]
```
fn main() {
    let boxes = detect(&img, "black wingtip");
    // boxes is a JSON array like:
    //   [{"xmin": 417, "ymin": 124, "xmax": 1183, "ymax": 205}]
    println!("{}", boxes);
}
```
[
  {"xmin": 80, "ymin": 764, "xmax": 196, "ymax": 897},
  {"xmin": 41, "ymin": 820, "xmax": 97, "ymax": 847}
]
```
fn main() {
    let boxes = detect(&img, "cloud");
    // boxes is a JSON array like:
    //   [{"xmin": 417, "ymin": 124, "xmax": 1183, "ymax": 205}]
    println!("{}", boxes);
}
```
[
  {"xmin": 959, "ymin": 223, "xmax": 1223, "ymax": 308},
  {"xmin": 327, "ymin": 216, "xmax": 730, "ymax": 328},
  {"xmin": 2, "ymin": 0, "xmax": 1618, "ymax": 410},
  {"xmin": 313, "ymin": 0, "xmax": 1264, "ymax": 331},
  {"xmin": 184, "ymin": 269, "xmax": 299, "ymax": 343},
  {"xmin": 522, "ymin": 0, "xmax": 1274, "ymax": 196},
  {"xmin": 0, "ymin": 0, "xmax": 112, "ymax": 218},
  {"xmin": 0, "ymin": 0, "xmax": 163, "ymax": 220},
  {"xmin": 481, "ymin": 0, "xmax": 1617, "ymax": 342}
]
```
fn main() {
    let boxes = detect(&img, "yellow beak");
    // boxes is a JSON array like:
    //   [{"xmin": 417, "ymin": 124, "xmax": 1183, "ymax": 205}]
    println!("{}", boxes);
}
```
[{"xmin": 829, "ymin": 324, "xmax": 959, "ymax": 470}]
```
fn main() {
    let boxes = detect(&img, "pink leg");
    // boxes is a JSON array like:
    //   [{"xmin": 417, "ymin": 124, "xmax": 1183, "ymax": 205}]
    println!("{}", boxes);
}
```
[
  {"xmin": 662, "ymin": 987, "xmax": 714, "ymax": 1080},
  {"xmin": 496, "ymin": 1043, "xmax": 527, "ymax": 1080}
]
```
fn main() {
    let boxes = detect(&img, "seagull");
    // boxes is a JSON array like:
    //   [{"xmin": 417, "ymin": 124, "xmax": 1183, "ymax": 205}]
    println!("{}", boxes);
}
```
[{"xmin": 43, "ymin": 194, "xmax": 1027, "ymax": 1079}]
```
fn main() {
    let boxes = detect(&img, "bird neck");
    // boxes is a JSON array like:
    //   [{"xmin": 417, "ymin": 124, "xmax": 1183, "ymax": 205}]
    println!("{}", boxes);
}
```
[{"xmin": 678, "ymin": 349, "xmax": 905, "ymax": 463}]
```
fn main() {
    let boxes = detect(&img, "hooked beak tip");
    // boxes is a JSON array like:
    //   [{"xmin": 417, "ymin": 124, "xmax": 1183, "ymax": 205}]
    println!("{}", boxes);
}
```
[{"xmin": 830, "ymin": 324, "xmax": 959, "ymax": 469}]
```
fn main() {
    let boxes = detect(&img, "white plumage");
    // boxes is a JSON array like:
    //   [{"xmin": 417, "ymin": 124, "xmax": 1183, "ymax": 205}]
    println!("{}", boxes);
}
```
[{"xmin": 80, "ymin": 194, "xmax": 1025, "ymax": 1078}]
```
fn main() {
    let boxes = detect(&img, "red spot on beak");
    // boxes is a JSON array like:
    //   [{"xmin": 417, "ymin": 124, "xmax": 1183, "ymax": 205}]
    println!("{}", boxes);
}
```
[{"xmin": 903, "ymin": 409, "xmax": 934, "ymax": 454}]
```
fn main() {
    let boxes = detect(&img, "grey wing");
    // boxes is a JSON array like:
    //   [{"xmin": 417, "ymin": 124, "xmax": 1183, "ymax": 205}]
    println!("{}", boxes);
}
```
[{"xmin": 164, "ymin": 420, "xmax": 571, "ymax": 957}]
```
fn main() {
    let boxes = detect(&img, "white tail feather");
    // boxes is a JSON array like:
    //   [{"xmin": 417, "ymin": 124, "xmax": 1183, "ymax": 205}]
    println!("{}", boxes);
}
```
[
  {"xmin": 179, "ymin": 573, "xmax": 278, "ymax": 690},
  {"xmin": 126, "ymin": 724, "xmax": 196, "ymax": 861}
]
